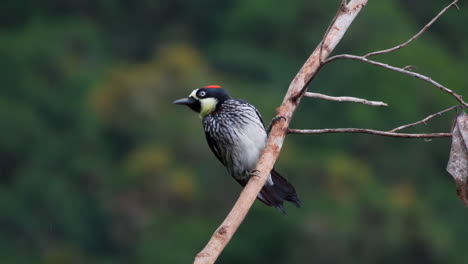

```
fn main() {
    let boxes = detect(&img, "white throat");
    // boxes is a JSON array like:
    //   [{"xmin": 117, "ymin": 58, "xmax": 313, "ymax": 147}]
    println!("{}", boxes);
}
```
[
  {"xmin": 199, "ymin": 98, "xmax": 217, "ymax": 118},
  {"xmin": 188, "ymin": 89, "xmax": 219, "ymax": 118}
]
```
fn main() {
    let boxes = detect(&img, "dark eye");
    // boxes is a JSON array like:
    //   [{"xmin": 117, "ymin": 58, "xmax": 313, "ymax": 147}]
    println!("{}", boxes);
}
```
[{"xmin": 199, "ymin": 91, "xmax": 206, "ymax": 97}]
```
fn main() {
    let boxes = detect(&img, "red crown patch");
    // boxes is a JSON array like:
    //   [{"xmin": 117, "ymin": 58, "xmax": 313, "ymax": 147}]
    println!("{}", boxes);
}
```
[{"xmin": 204, "ymin": 85, "xmax": 221, "ymax": 89}]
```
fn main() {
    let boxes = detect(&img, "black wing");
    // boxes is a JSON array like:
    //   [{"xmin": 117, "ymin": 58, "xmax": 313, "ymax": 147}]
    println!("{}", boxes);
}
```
[{"xmin": 204, "ymin": 131, "xmax": 226, "ymax": 166}]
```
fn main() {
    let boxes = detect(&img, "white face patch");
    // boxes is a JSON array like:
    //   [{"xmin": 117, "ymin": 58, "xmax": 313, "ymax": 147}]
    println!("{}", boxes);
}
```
[
  {"xmin": 188, "ymin": 89, "xmax": 218, "ymax": 118},
  {"xmin": 199, "ymin": 98, "xmax": 218, "ymax": 118}
]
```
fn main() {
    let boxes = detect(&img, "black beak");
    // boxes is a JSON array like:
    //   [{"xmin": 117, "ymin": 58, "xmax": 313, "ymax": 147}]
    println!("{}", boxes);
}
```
[
  {"xmin": 173, "ymin": 97, "xmax": 200, "ymax": 113},
  {"xmin": 173, "ymin": 97, "xmax": 195, "ymax": 105}
]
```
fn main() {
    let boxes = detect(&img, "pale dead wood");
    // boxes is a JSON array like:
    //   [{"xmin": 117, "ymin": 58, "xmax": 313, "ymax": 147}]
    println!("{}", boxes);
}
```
[
  {"xmin": 364, "ymin": 0, "xmax": 459, "ymax": 58},
  {"xmin": 310, "ymin": 0, "xmax": 459, "ymax": 109},
  {"xmin": 305, "ymin": 92, "xmax": 388, "ymax": 106},
  {"xmin": 193, "ymin": 1, "xmax": 369, "ymax": 263},
  {"xmin": 324, "ymin": 0, "xmax": 466, "ymax": 108},
  {"xmin": 325, "ymin": 54, "xmax": 468, "ymax": 108},
  {"xmin": 288, "ymin": 128, "xmax": 451, "ymax": 138},
  {"xmin": 389, "ymin": 105, "xmax": 460, "ymax": 132},
  {"xmin": 289, "ymin": 105, "xmax": 460, "ymax": 138}
]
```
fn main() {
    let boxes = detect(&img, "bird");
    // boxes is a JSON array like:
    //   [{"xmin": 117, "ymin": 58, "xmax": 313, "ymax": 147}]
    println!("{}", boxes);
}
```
[{"xmin": 173, "ymin": 85, "xmax": 301, "ymax": 214}]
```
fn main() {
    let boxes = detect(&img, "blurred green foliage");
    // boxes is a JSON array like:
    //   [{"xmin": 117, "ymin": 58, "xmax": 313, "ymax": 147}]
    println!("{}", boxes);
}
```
[{"xmin": 0, "ymin": 0, "xmax": 467, "ymax": 263}]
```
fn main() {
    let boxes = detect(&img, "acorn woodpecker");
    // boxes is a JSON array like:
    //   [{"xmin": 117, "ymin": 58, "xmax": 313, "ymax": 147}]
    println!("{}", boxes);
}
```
[{"xmin": 174, "ymin": 85, "xmax": 301, "ymax": 214}]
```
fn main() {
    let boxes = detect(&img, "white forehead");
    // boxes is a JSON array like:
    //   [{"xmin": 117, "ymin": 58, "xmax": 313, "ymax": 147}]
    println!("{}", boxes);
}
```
[{"xmin": 189, "ymin": 89, "xmax": 199, "ymax": 99}]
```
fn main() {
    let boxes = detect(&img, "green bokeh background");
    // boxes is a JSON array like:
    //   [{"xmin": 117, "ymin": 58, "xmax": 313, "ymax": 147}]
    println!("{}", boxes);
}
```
[{"xmin": 1, "ymin": 0, "xmax": 467, "ymax": 263}]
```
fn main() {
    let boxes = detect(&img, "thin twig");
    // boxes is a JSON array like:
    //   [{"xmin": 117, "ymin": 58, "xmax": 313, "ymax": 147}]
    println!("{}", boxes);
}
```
[
  {"xmin": 325, "ymin": 54, "xmax": 468, "ymax": 108},
  {"xmin": 389, "ymin": 105, "xmax": 460, "ymax": 132},
  {"xmin": 402, "ymin": 65, "xmax": 417, "ymax": 71},
  {"xmin": 288, "ymin": 105, "xmax": 460, "ymax": 138},
  {"xmin": 305, "ymin": 92, "xmax": 388, "ymax": 106},
  {"xmin": 364, "ymin": 0, "xmax": 459, "ymax": 58},
  {"xmin": 288, "ymin": 128, "xmax": 451, "ymax": 138}
]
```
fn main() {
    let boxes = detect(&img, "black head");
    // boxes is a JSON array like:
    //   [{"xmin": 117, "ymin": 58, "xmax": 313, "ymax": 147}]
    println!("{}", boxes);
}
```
[{"xmin": 173, "ymin": 85, "xmax": 231, "ymax": 117}]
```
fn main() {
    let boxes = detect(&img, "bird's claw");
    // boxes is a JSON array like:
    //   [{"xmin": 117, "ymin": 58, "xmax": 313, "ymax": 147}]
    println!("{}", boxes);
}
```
[
  {"xmin": 272, "ymin": 115, "xmax": 286, "ymax": 123},
  {"xmin": 248, "ymin": 169, "xmax": 260, "ymax": 177},
  {"xmin": 267, "ymin": 116, "xmax": 286, "ymax": 134}
]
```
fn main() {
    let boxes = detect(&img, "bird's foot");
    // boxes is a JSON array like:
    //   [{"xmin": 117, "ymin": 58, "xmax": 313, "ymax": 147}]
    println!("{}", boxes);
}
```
[
  {"xmin": 267, "ymin": 116, "xmax": 286, "ymax": 134},
  {"xmin": 248, "ymin": 169, "xmax": 260, "ymax": 178},
  {"xmin": 247, "ymin": 170, "xmax": 260, "ymax": 176}
]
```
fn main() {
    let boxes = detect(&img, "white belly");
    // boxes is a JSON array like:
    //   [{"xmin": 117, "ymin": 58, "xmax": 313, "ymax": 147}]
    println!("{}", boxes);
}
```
[{"xmin": 231, "ymin": 121, "xmax": 267, "ymax": 176}]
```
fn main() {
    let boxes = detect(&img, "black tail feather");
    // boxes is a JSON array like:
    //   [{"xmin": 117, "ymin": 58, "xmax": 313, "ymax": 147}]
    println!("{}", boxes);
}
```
[{"xmin": 257, "ymin": 169, "xmax": 301, "ymax": 214}]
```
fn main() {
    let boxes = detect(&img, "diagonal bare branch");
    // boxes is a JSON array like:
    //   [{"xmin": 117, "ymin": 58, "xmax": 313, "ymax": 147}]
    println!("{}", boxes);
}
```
[
  {"xmin": 389, "ymin": 105, "xmax": 460, "ymax": 132},
  {"xmin": 364, "ymin": 0, "xmax": 459, "ymax": 58},
  {"xmin": 325, "ymin": 54, "xmax": 468, "ymax": 108}
]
